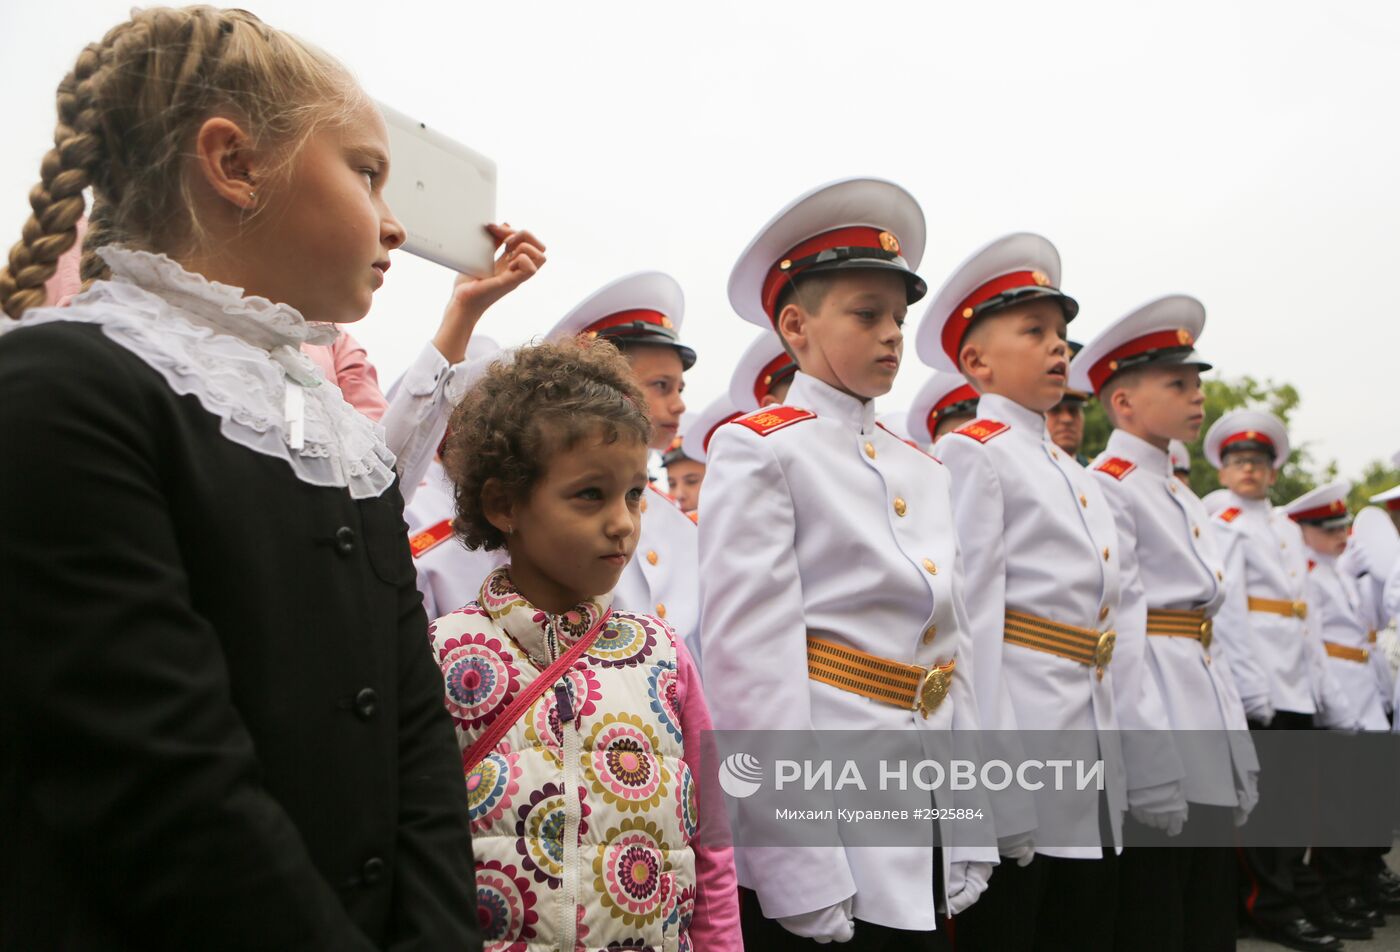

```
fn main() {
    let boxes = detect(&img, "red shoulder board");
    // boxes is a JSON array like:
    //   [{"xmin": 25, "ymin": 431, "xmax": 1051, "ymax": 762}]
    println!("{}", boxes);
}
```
[
  {"xmin": 1217, "ymin": 507, "xmax": 1242, "ymax": 523},
  {"xmin": 1094, "ymin": 457, "xmax": 1138, "ymax": 481},
  {"xmin": 409, "ymin": 519, "xmax": 453, "ymax": 559},
  {"xmin": 951, "ymin": 419, "xmax": 1009, "ymax": 444},
  {"xmin": 734, "ymin": 406, "xmax": 816, "ymax": 437},
  {"xmin": 687, "ymin": 510, "xmax": 699, "ymax": 524},
  {"xmin": 875, "ymin": 422, "xmax": 942, "ymax": 463}
]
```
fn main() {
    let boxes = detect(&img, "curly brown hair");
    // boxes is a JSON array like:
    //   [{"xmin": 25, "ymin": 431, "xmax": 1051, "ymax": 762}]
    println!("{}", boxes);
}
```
[{"xmin": 444, "ymin": 337, "xmax": 652, "ymax": 551}]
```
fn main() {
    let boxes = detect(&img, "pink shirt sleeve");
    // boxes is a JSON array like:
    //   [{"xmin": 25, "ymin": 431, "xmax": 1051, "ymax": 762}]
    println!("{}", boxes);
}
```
[
  {"xmin": 675, "ymin": 637, "xmax": 744, "ymax": 951},
  {"xmin": 302, "ymin": 333, "xmax": 388, "ymax": 423}
]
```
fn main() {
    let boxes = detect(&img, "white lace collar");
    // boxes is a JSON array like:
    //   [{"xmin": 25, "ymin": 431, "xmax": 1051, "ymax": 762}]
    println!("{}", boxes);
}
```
[{"xmin": 13, "ymin": 246, "xmax": 398, "ymax": 499}]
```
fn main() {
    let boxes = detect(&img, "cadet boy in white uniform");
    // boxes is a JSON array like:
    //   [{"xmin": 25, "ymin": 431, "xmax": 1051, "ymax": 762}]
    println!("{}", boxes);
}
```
[
  {"xmin": 1070, "ymin": 296, "xmax": 1258, "ymax": 952},
  {"xmin": 547, "ymin": 272, "xmax": 702, "ymax": 661},
  {"xmin": 699, "ymin": 177, "xmax": 996, "ymax": 950},
  {"xmin": 917, "ymin": 233, "xmax": 1125, "ymax": 952},
  {"xmin": 1287, "ymin": 484, "xmax": 1395, "ymax": 938},
  {"xmin": 1205, "ymin": 412, "xmax": 1366, "ymax": 950}
]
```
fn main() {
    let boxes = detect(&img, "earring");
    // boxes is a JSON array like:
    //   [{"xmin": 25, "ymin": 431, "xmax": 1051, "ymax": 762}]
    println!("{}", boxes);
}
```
[{"xmin": 247, "ymin": 189, "xmax": 257, "ymax": 203}]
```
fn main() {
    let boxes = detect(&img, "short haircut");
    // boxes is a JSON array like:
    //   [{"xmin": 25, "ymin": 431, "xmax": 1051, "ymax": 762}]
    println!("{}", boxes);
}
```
[{"xmin": 443, "ymin": 337, "xmax": 651, "ymax": 551}]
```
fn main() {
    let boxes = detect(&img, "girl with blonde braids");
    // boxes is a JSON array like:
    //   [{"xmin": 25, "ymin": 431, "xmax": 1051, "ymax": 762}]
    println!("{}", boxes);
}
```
[{"xmin": 0, "ymin": 7, "xmax": 487, "ymax": 949}]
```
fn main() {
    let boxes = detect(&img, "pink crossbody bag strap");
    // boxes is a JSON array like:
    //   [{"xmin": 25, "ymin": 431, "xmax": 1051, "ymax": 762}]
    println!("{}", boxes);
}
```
[{"xmin": 463, "ymin": 608, "xmax": 613, "ymax": 767}]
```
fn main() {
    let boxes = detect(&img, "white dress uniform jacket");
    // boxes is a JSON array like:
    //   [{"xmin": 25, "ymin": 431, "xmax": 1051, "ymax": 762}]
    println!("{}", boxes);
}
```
[
  {"xmin": 1210, "ymin": 493, "xmax": 1317, "ymax": 718},
  {"xmin": 934, "ymin": 393, "xmax": 1125, "ymax": 858},
  {"xmin": 1091, "ymin": 431, "xmax": 1258, "ymax": 809},
  {"xmin": 403, "ymin": 458, "xmax": 506, "ymax": 619},
  {"xmin": 1308, "ymin": 553, "xmax": 1388, "ymax": 730},
  {"xmin": 383, "ymin": 343, "xmax": 476, "ymax": 506},
  {"xmin": 1339, "ymin": 542, "xmax": 1396, "ymax": 718},
  {"xmin": 613, "ymin": 483, "xmax": 702, "ymax": 666},
  {"xmin": 698, "ymin": 371, "xmax": 997, "ymax": 932}
]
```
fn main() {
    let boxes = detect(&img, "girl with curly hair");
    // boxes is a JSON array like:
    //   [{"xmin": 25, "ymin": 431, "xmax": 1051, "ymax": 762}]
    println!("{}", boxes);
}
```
[{"xmin": 430, "ymin": 337, "xmax": 741, "ymax": 950}]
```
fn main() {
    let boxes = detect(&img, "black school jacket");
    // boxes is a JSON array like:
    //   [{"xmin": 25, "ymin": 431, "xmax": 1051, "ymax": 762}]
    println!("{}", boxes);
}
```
[{"xmin": 0, "ymin": 321, "xmax": 479, "ymax": 950}]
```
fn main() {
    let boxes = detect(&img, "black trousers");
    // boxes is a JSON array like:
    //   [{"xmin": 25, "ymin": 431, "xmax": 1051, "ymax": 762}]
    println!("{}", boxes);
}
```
[
  {"xmin": 953, "ymin": 850, "xmax": 1118, "ymax": 952},
  {"xmin": 1238, "ymin": 710, "xmax": 1325, "ymax": 925},
  {"xmin": 739, "ymin": 888, "xmax": 952, "ymax": 951},
  {"xmin": 1115, "ymin": 806, "xmax": 1236, "ymax": 952}
]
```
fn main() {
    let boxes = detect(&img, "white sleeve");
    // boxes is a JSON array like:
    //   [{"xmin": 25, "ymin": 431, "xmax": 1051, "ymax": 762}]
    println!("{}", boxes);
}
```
[
  {"xmin": 1208, "ymin": 526, "xmax": 1274, "ymax": 714},
  {"xmin": 1308, "ymin": 575, "xmax": 1359, "ymax": 730},
  {"xmin": 934, "ymin": 434, "xmax": 1036, "ymax": 843},
  {"xmin": 381, "ymin": 343, "xmax": 471, "ymax": 506},
  {"xmin": 1094, "ymin": 474, "xmax": 1187, "ymax": 792},
  {"xmin": 696, "ymin": 425, "xmax": 856, "ymax": 918}
]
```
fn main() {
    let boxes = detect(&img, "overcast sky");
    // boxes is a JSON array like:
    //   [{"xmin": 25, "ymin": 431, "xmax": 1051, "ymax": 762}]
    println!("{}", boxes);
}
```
[{"xmin": 3, "ymin": 0, "xmax": 1396, "ymax": 480}]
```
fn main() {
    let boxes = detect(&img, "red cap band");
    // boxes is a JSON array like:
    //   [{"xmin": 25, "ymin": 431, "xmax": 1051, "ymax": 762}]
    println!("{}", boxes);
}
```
[
  {"xmin": 925, "ymin": 384, "xmax": 979, "ymax": 436},
  {"xmin": 942, "ymin": 270, "xmax": 1051, "ymax": 365},
  {"xmin": 754, "ymin": 353, "xmax": 798, "ymax": 404},
  {"xmin": 1087, "ymin": 328, "xmax": 1197, "ymax": 393},
  {"xmin": 1289, "ymin": 499, "xmax": 1348, "ymax": 523},
  {"xmin": 584, "ymin": 309, "xmax": 674, "ymax": 337},
  {"xmin": 760, "ymin": 226, "xmax": 900, "ymax": 323},
  {"xmin": 1220, "ymin": 430, "xmax": 1276, "ymax": 454},
  {"xmin": 1385, "ymin": 498, "xmax": 1400, "ymax": 512}
]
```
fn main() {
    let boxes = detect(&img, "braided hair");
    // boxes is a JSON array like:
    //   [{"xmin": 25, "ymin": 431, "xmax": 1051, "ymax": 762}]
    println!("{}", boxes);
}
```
[{"xmin": 0, "ymin": 6, "xmax": 364, "ymax": 319}]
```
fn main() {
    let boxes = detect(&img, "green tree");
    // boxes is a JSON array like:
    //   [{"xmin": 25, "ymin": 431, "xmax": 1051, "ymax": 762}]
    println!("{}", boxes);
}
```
[
  {"xmin": 1349, "ymin": 460, "xmax": 1400, "ymax": 511},
  {"xmin": 1080, "ymin": 375, "xmax": 1334, "ymax": 503}
]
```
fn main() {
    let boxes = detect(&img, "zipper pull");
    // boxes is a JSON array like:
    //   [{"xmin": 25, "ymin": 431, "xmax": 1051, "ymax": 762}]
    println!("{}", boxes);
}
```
[{"xmin": 554, "ymin": 684, "xmax": 574, "ymax": 724}]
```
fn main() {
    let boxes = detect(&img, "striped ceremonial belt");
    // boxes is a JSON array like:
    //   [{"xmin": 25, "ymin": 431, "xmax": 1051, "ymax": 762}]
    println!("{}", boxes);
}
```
[
  {"xmin": 1247, "ymin": 595, "xmax": 1308, "ymax": 620},
  {"xmin": 806, "ymin": 635, "xmax": 956, "ymax": 719},
  {"xmin": 1323, "ymin": 641, "xmax": 1370, "ymax": 663},
  {"xmin": 1146, "ymin": 608, "xmax": 1213, "ymax": 651},
  {"xmin": 1004, "ymin": 610, "xmax": 1116, "ymax": 680}
]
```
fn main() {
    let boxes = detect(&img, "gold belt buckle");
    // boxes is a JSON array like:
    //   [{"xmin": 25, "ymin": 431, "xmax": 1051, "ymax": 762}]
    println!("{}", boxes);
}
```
[
  {"xmin": 1292, "ymin": 600, "xmax": 1308, "ymax": 620},
  {"xmin": 1095, "ymin": 630, "xmax": 1116, "ymax": 681},
  {"xmin": 918, "ymin": 662, "xmax": 954, "ymax": 718},
  {"xmin": 1199, "ymin": 618, "xmax": 1214, "ymax": 651}
]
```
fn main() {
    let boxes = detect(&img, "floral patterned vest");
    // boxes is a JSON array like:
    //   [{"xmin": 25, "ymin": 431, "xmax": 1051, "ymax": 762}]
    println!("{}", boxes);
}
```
[{"xmin": 430, "ymin": 567, "xmax": 696, "ymax": 951}]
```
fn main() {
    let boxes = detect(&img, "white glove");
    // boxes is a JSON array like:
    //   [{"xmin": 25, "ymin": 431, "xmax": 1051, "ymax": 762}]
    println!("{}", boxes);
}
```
[
  {"xmin": 1243, "ymin": 695, "xmax": 1275, "ymax": 727},
  {"xmin": 778, "ymin": 898, "xmax": 855, "ymax": 944},
  {"xmin": 1128, "ymin": 779, "xmax": 1188, "ymax": 837},
  {"xmin": 1233, "ymin": 766, "xmax": 1260, "ymax": 826},
  {"xmin": 947, "ymin": 860, "xmax": 993, "ymax": 916},
  {"xmin": 998, "ymin": 832, "xmax": 1036, "ymax": 868}
]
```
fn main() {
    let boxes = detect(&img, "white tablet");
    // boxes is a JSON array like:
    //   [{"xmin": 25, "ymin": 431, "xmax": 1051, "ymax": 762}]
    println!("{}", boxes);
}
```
[{"xmin": 378, "ymin": 102, "xmax": 497, "ymax": 277}]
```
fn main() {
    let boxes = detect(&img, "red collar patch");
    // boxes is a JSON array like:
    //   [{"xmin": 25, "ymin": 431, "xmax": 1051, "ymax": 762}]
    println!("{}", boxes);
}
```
[
  {"xmin": 409, "ymin": 519, "xmax": 454, "ymax": 559},
  {"xmin": 1217, "ymin": 506, "xmax": 1242, "ymax": 523},
  {"xmin": 951, "ymin": 419, "xmax": 1010, "ymax": 444},
  {"xmin": 734, "ymin": 405, "xmax": 817, "ymax": 437},
  {"xmin": 1094, "ymin": 456, "xmax": 1138, "ymax": 481}
]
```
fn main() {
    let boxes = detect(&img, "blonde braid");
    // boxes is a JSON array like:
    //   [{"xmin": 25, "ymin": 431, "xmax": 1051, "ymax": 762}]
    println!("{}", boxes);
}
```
[
  {"xmin": 1, "ymin": 6, "xmax": 363, "ymax": 320},
  {"xmin": 0, "ymin": 40, "xmax": 111, "ymax": 319}
]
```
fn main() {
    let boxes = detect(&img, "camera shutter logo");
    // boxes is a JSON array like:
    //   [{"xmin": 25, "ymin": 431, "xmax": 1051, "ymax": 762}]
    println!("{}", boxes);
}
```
[{"xmin": 718, "ymin": 752, "xmax": 764, "ymax": 799}]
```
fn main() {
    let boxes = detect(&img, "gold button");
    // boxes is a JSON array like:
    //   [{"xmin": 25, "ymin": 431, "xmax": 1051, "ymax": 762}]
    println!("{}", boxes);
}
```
[
  {"xmin": 894, "ymin": 497, "xmax": 907, "ymax": 517},
  {"xmin": 1052, "ymin": 450, "xmax": 1060, "ymax": 460},
  {"xmin": 922, "ymin": 558, "xmax": 937, "ymax": 575},
  {"xmin": 1079, "ymin": 494, "xmax": 1088, "ymax": 508},
  {"xmin": 1102, "ymin": 547, "xmax": 1110, "ymax": 561},
  {"xmin": 922, "ymin": 625, "xmax": 937, "ymax": 644},
  {"xmin": 640, "ymin": 497, "xmax": 648, "ymax": 513},
  {"xmin": 864, "ymin": 442, "xmax": 876, "ymax": 459},
  {"xmin": 1216, "ymin": 570, "xmax": 1224, "ymax": 581},
  {"xmin": 1193, "ymin": 526, "xmax": 1200, "ymax": 538},
  {"xmin": 646, "ymin": 550, "xmax": 658, "ymax": 565},
  {"xmin": 1169, "ymin": 483, "xmax": 1177, "ymax": 493},
  {"xmin": 655, "ymin": 603, "xmax": 666, "ymax": 618}
]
